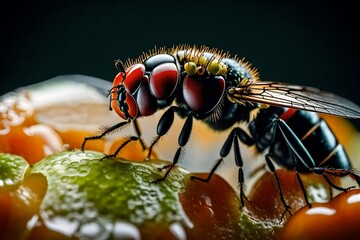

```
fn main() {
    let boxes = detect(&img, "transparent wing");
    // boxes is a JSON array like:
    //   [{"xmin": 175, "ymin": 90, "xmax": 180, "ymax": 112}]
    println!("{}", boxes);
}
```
[{"xmin": 227, "ymin": 81, "xmax": 360, "ymax": 119}]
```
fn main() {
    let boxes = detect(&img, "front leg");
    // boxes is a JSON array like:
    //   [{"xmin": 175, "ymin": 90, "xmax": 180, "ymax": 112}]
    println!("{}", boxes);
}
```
[
  {"xmin": 152, "ymin": 112, "xmax": 193, "ymax": 183},
  {"xmin": 81, "ymin": 120, "xmax": 131, "ymax": 151},
  {"xmin": 133, "ymin": 118, "xmax": 147, "ymax": 150},
  {"xmin": 147, "ymin": 106, "xmax": 177, "ymax": 160},
  {"xmin": 107, "ymin": 118, "xmax": 148, "ymax": 158}
]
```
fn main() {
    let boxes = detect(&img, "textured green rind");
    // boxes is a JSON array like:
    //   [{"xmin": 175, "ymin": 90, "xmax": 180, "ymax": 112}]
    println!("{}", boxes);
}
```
[
  {"xmin": 30, "ymin": 150, "xmax": 189, "ymax": 239},
  {"xmin": 0, "ymin": 153, "xmax": 29, "ymax": 193},
  {"xmin": 4, "ymin": 150, "xmax": 280, "ymax": 239},
  {"xmin": 238, "ymin": 213, "xmax": 282, "ymax": 240}
]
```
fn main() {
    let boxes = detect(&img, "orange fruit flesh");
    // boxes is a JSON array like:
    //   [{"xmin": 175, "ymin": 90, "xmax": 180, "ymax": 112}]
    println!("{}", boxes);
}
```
[
  {"xmin": 1, "ymin": 92, "xmax": 156, "ymax": 163},
  {"xmin": 58, "ymin": 130, "xmax": 105, "ymax": 152},
  {"xmin": 34, "ymin": 102, "xmax": 117, "ymax": 150},
  {"xmin": 0, "ymin": 124, "xmax": 63, "ymax": 165},
  {"xmin": 34, "ymin": 101, "xmax": 155, "ymax": 160},
  {"xmin": 1, "ymin": 95, "xmax": 63, "ymax": 164}
]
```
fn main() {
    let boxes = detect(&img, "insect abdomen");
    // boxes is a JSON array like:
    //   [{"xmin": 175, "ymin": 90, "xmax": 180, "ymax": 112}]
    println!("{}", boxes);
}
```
[
  {"xmin": 250, "ymin": 107, "xmax": 351, "ymax": 171},
  {"xmin": 284, "ymin": 110, "xmax": 351, "ymax": 170}
]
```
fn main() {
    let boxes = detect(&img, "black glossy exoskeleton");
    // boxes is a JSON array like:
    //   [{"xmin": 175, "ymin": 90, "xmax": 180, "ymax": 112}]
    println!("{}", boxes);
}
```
[{"xmin": 82, "ymin": 45, "xmax": 360, "ymax": 218}]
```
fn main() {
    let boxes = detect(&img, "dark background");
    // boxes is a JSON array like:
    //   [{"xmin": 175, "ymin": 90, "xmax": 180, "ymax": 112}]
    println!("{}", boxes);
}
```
[{"xmin": 1, "ymin": 0, "xmax": 359, "ymax": 127}]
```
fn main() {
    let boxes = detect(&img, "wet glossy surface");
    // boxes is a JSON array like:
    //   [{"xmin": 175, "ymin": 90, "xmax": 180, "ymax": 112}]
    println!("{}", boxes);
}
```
[
  {"xmin": 179, "ymin": 173, "xmax": 242, "ymax": 239},
  {"xmin": 30, "ymin": 151, "xmax": 188, "ymax": 239},
  {"xmin": 279, "ymin": 189, "xmax": 360, "ymax": 240},
  {"xmin": 0, "ymin": 93, "xmax": 63, "ymax": 164},
  {"xmin": 0, "ymin": 151, "xmax": 281, "ymax": 239},
  {"xmin": 246, "ymin": 170, "xmax": 331, "ymax": 223},
  {"xmin": 0, "ymin": 154, "xmax": 29, "ymax": 192}
]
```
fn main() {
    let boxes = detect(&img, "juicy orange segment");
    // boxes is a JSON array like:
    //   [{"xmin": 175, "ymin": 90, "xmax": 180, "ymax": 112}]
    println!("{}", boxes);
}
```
[
  {"xmin": 1, "ymin": 93, "xmax": 63, "ymax": 164},
  {"xmin": 34, "ymin": 102, "xmax": 119, "ymax": 151},
  {"xmin": 58, "ymin": 130, "xmax": 105, "ymax": 152},
  {"xmin": 0, "ymin": 124, "xmax": 63, "ymax": 165}
]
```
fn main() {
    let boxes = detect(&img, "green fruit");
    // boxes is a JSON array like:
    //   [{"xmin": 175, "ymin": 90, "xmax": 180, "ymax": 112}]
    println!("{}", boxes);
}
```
[
  {"xmin": 1, "ymin": 151, "xmax": 281, "ymax": 239},
  {"xmin": 28, "ymin": 150, "xmax": 190, "ymax": 239},
  {"xmin": 0, "ymin": 153, "xmax": 29, "ymax": 193}
]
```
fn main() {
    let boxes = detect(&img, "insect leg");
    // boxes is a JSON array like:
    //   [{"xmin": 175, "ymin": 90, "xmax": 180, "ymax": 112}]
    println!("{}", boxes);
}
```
[
  {"xmin": 102, "ymin": 135, "xmax": 140, "ymax": 160},
  {"xmin": 274, "ymin": 118, "xmax": 360, "ymax": 204},
  {"xmin": 81, "ymin": 120, "xmax": 131, "ymax": 151},
  {"xmin": 312, "ymin": 167, "xmax": 360, "ymax": 190},
  {"xmin": 152, "ymin": 113, "xmax": 193, "ymax": 183},
  {"xmin": 133, "ymin": 118, "xmax": 147, "ymax": 150},
  {"xmin": 234, "ymin": 128, "xmax": 254, "ymax": 206},
  {"xmin": 190, "ymin": 133, "xmax": 231, "ymax": 184},
  {"xmin": 147, "ymin": 106, "xmax": 177, "ymax": 159},
  {"xmin": 265, "ymin": 154, "xmax": 292, "ymax": 222},
  {"xmin": 191, "ymin": 128, "xmax": 235, "ymax": 183},
  {"xmin": 274, "ymin": 119, "xmax": 316, "ymax": 169},
  {"xmin": 233, "ymin": 131, "xmax": 251, "ymax": 207},
  {"xmin": 273, "ymin": 118, "xmax": 316, "ymax": 206},
  {"xmin": 191, "ymin": 127, "xmax": 254, "ymax": 207},
  {"xmin": 294, "ymin": 161, "xmax": 311, "ymax": 206},
  {"xmin": 105, "ymin": 118, "xmax": 148, "ymax": 159}
]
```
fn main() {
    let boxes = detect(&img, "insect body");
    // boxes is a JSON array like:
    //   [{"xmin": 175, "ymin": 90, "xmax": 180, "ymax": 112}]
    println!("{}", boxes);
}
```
[{"xmin": 82, "ymin": 45, "xmax": 360, "ymax": 218}]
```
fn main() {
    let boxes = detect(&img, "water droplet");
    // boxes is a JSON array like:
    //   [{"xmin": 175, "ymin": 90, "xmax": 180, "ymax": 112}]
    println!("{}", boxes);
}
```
[
  {"xmin": 80, "ymin": 159, "xmax": 90, "ymax": 165},
  {"xmin": 99, "ymin": 182, "xmax": 109, "ymax": 189},
  {"xmin": 104, "ymin": 171, "xmax": 117, "ymax": 180},
  {"xmin": 83, "ymin": 208, "xmax": 97, "ymax": 219},
  {"xmin": 169, "ymin": 222, "xmax": 187, "ymax": 240},
  {"xmin": 0, "ymin": 179, "xmax": 4, "ymax": 187},
  {"xmin": 42, "ymin": 215, "xmax": 79, "ymax": 237},
  {"xmin": 66, "ymin": 167, "xmax": 78, "ymax": 175},
  {"xmin": 85, "ymin": 152, "xmax": 97, "ymax": 158},
  {"xmin": 78, "ymin": 165, "xmax": 90, "ymax": 175},
  {"xmin": 306, "ymin": 207, "xmax": 336, "ymax": 216},
  {"xmin": 79, "ymin": 221, "xmax": 110, "ymax": 239},
  {"xmin": 347, "ymin": 193, "xmax": 360, "ymax": 204},
  {"xmin": 61, "ymin": 176, "xmax": 69, "ymax": 183},
  {"xmin": 112, "ymin": 221, "xmax": 140, "ymax": 240},
  {"xmin": 61, "ymin": 159, "xmax": 70, "ymax": 165}
]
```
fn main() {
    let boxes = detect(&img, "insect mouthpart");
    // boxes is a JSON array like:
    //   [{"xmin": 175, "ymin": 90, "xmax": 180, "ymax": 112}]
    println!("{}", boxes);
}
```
[{"xmin": 109, "ymin": 83, "xmax": 138, "ymax": 120}]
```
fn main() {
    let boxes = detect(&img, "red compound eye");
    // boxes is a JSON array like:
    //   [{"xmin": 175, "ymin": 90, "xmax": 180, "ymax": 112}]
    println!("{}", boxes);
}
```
[
  {"xmin": 149, "ymin": 63, "xmax": 179, "ymax": 99},
  {"xmin": 113, "ymin": 71, "xmax": 124, "ymax": 87},
  {"xmin": 111, "ymin": 91, "xmax": 138, "ymax": 120},
  {"xmin": 123, "ymin": 64, "xmax": 146, "ymax": 94},
  {"xmin": 183, "ymin": 75, "xmax": 225, "ymax": 114},
  {"xmin": 112, "ymin": 64, "xmax": 145, "ymax": 94}
]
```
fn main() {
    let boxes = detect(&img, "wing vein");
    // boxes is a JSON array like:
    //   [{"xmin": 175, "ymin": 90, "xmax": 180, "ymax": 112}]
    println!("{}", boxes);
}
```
[{"xmin": 228, "ymin": 82, "xmax": 360, "ymax": 119}]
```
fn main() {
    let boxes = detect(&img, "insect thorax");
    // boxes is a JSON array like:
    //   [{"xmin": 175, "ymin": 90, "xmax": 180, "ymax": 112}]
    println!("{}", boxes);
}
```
[
  {"xmin": 172, "ymin": 46, "xmax": 259, "ymax": 87},
  {"xmin": 168, "ymin": 46, "xmax": 260, "ymax": 127}
]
